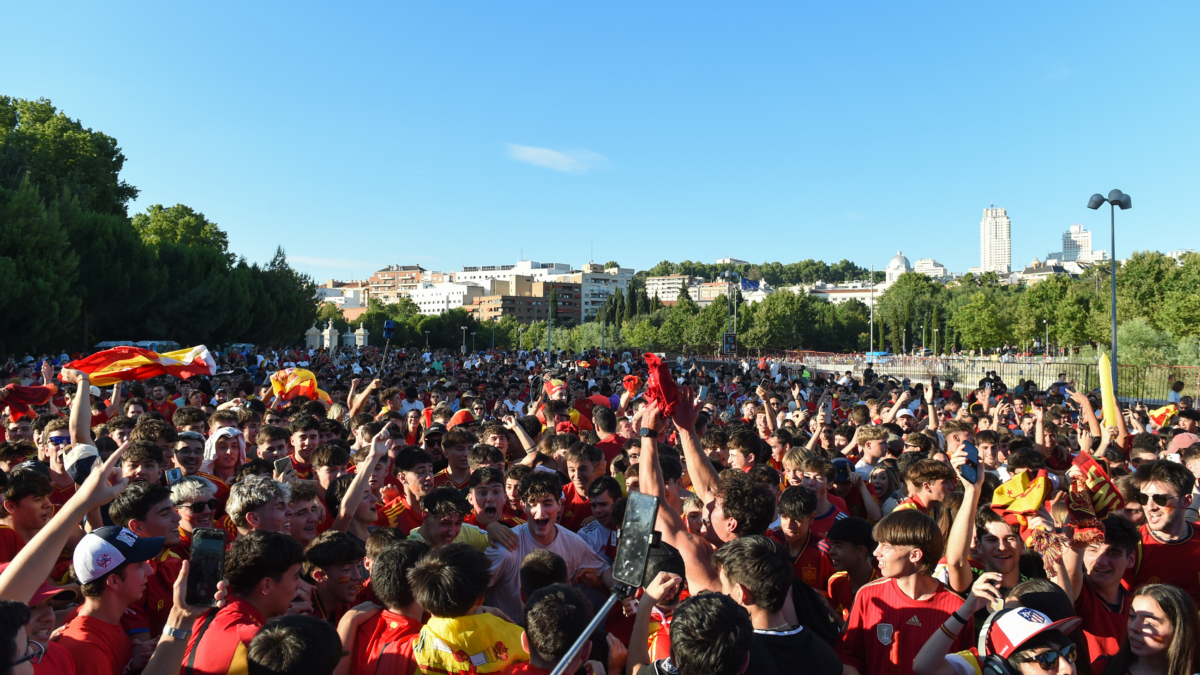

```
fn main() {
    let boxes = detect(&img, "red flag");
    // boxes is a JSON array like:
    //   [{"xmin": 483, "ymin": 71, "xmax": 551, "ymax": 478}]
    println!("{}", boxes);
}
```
[
  {"xmin": 0, "ymin": 384, "xmax": 57, "ymax": 422},
  {"xmin": 643, "ymin": 354, "xmax": 678, "ymax": 417}
]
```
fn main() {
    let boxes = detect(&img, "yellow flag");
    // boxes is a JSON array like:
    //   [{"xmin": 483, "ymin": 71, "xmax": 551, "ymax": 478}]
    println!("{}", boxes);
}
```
[{"xmin": 1099, "ymin": 352, "xmax": 1119, "ymax": 427}]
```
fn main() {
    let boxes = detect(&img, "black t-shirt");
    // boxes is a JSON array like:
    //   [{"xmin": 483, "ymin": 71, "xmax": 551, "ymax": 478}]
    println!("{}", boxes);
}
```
[{"xmin": 748, "ymin": 626, "xmax": 842, "ymax": 675}]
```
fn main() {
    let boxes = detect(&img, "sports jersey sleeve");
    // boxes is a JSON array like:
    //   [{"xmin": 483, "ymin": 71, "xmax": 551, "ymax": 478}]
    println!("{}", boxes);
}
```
[{"xmin": 838, "ymin": 588, "xmax": 867, "ymax": 671}]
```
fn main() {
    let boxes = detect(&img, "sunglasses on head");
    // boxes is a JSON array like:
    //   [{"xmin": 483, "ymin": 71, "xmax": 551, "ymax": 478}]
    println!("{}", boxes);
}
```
[
  {"xmin": 179, "ymin": 499, "xmax": 220, "ymax": 512},
  {"xmin": 1135, "ymin": 492, "xmax": 1175, "ymax": 507},
  {"xmin": 1014, "ymin": 644, "xmax": 1077, "ymax": 670}
]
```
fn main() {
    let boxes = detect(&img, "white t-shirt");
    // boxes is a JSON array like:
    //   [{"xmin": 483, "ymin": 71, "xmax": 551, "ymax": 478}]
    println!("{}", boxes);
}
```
[
  {"xmin": 577, "ymin": 520, "xmax": 616, "ymax": 563},
  {"xmin": 399, "ymin": 399, "xmax": 424, "ymax": 415},
  {"xmin": 486, "ymin": 523, "xmax": 610, "ymax": 621},
  {"xmin": 502, "ymin": 399, "xmax": 526, "ymax": 416}
]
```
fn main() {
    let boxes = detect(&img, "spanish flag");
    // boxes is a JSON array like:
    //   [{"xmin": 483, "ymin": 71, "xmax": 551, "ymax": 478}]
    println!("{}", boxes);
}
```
[
  {"xmin": 64, "ymin": 345, "xmax": 217, "ymax": 387},
  {"xmin": 991, "ymin": 469, "xmax": 1051, "ymax": 544},
  {"xmin": 1149, "ymin": 404, "xmax": 1179, "ymax": 428},
  {"xmin": 270, "ymin": 368, "xmax": 331, "ymax": 404}
]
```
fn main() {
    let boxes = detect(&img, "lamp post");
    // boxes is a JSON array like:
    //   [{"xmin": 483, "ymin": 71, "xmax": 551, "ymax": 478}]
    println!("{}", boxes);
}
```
[
  {"xmin": 460, "ymin": 326, "xmax": 468, "ymax": 354},
  {"xmin": 933, "ymin": 328, "xmax": 938, "ymax": 356},
  {"xmin": 1043, "ymin": 319, "xmax": 1048, "ymax": 357},
  {"xmin": 722, "ymin": 271, "xmax": 740, "ymax": 334},
  {"xmin": 1088, "ymin": 190, "xmax": 1131, "ymax": 392},
  {"xmin": 471, "ymin": 332, "xmax": 476, "ymax": 352},
  {"xmin": 922, "ymin": 323, "xmax": 925, "ymax": 354},
  {"xmin": 424, "ymin": 331, "xmax": 430, "ymax": 349}
]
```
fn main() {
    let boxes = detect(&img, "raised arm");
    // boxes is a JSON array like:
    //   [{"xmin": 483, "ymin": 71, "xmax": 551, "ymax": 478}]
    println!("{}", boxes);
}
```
[
  {"xmin": 945, "ymin": 445, "xmax": 984, "ymax": 594},
  {"xmin": 672, "ymin": 386, "xmax": 719, "ymax": 505},
  {"xmin": 924, "ymin": 380, "xmax": 940, "ymax": 432},
  {"xmin": 627, "ymin": 572, "xmax": 682, "ymax": 675},
  {"xmin": 1070, "ymin": 391, "xmax": 1102, "ymax": 440},
  {"xmin": 63, "ymin": 369, "xmax": 92, "ymax": 445},
  {"xmin": 913, "ymin": 573, "xmax": 1001, "ymax": 675},
  {"xmin": 756, "ymin": 384, "xmax": 778, "ymax": 434},
  {"xmin": 881, "ymin": 390, "xmax": 913, "ymax": 424},
  {"xmin": 332, "ymin": 427, "xmax": 388, "ymax": 531}
]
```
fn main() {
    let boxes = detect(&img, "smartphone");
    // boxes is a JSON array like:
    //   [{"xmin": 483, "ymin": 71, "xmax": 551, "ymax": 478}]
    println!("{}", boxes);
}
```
[
  {"xmin": 1167, "ymin": 453, "xmax": 1182, "ymax": 463},
  {"xmin": 697, "ymin": 386, "xmax": 708, "ymax": 402},
  {"xmin": 612, "ymin": 491, "xmax": 660, "ymax": 588},
  {"xmin": 165, "ymin": 468, "xmax": 183, "ymax": 485},
  {"xmin": 831, "ymin": 458, "xmax": 853, "ymax": 484},
  {"xmin": 186, "ymin": 528, "xmax": 227, "ymax": 607},
  {"xmin": 273, "ymin": 457, "xmax": 293, "ymax": 476},
  {"xmin": 960, "ymin": 442, "xmax": 980, "ymax": 484}
]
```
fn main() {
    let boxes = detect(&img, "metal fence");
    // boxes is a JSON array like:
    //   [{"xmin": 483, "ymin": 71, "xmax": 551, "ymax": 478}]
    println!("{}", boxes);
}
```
[{"xmin": 692, "ymin": 355, "xmax": 1200, "ymax": 406}]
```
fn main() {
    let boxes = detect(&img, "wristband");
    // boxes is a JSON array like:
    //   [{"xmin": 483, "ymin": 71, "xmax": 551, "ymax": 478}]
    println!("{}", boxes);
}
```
[
  {"xmin": 939, "ymin": 623, "xmax": 959, "ymax": 639},
  {"xmin": 950, "ymin": 610, "xmax": 968, "ymax": 624},
  {"xmin": 162, "ymin": 624, "xmax": 191, "ymax": 640}
]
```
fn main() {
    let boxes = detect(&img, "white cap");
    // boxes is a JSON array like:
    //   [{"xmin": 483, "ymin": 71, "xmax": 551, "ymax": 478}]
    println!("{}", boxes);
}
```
[
  {"xmin": 984, "ymin": 608, "xmax": 1082, "ymax": 659},
  {"xmin": 90, "ymin": 385, "xmax": 101, "ymax": 398},
  {"xmin": 73, "ymin": 527, "xmax": 164, "ymax": 584}
]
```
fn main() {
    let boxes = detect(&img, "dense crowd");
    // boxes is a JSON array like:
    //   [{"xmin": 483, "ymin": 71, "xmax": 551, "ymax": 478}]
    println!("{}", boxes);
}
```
[{"xmin": 0, "ymin": 344, "xmax": 1198, "ymax": 675}]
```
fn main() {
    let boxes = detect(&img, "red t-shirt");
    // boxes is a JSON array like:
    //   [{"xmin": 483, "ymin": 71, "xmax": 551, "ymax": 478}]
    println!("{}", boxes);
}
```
[
  {"xmin": 1075, "ymin": 582, "xmax": 1131, "ymax": 673},
  {"xmin": 559, "ymin": 482, "xmax": 592, "ymax": 532},
  {"xmin": 810, "ymin": 502, "xmax": 849, "ymax": 540},
  {"xmin": 504, "ymin": 664, "xmax": 553, "ymax": 675},
  {"xmin": 772, "ymin": 531, "xmax": 835, "ymax": 593},
  {"xmin": 1127, "ymin": 523, "xmax": 1200, "ymax": 607},
  {"xmin": 594, "ymin": 435, "xmax": 625, "ymax": 464},
  {"xmin": 182, "ymin": 597, "xmax": 265, "ymax": 675},
  {"xmin": 137, "ymin": 555, "xmax": 184, "ymax": 634},
  {"xmin": 838, "ymin": 483, "xmax": 879, "ymax": 522},
  {"xmin": 148, "ymin": 398, "xmax": 177, "ymax": 420},
  {"xmin": 33, "ymin": 641, "xmax": 77, "ymax": 675},
  {"xmin": 57, "ymin": 615, "xmax": 132, "ymax": 675},
  {"xmin": 351, "ymin": 610, "xmax": 422, "ymax": 675},
  {"xmin": 380, "ymin": 495, "xmax": 423, "ymax": 535},
  {"xmin": 432, "ymin": 468, "xmax": 470, "ymax": 491},
  {"xmin": 839, "ymin": 577, "xmax": 972, "ymax": 675},
  {"xmin": 290, "ymin": 455, "xmax": 313, "ymax": 481},
  {"xmin": 827, "ymin": 569, "xmax": 882, "ymax": 622},
  {"xmin": 892, "ymin": 495, "xmax": 928, "ymax": 515},
  {"xmin": 0, "ymin": 526, "xmax": 26, "ymax": 563}
]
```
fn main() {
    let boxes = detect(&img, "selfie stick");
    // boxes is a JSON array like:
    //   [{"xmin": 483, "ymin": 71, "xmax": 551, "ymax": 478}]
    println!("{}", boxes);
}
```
[{"xmin": 549, "ymin": 491, "xmax": 660, "ymax": 675}]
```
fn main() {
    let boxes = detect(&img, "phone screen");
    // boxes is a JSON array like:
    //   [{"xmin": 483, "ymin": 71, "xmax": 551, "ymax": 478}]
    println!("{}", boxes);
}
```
[
  {"xmin": 960, "ymin": 442, "xmax": 980, "ymax": 484},
  {"xmin": 612, "ymin": 491, "xmax": 660, "ymax": 588},
  {"xmin": 165, "ymin": 468, "xmax": 183, "ymax": 485},
  {"xmin": 187, "ymin": 528, "xmax": 227, "ymax": 607}
]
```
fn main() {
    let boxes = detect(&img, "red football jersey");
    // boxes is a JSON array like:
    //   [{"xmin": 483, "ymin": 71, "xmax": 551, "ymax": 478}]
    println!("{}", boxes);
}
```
[
  {"xmin": 182, "ymin": 597, "xmax": 265, "ymax": 675},
  {"xmin": 772, "ymin": 530, "xmax": 834, "ymax": 593},
  {"xmin": 559, "ymin": 482, "xmax": 592, "ymax": 532},
  {"xmin": 810, "ymin": 503, "xmax": 849, "ymax": 539},
  {"xmin": 828, "ymin": 569, "xmax": 882, "ymax": 622},
  {"xmin": 892, "ymin": 495, "xmax": 928, "ymax": 515},
  {"xmin": 352, "ymin": 611, "xmax": 421, "ymax": 675},
  {"xmin": 1127, "ymin": 523, "xmax": 1200, "ymax": 607},
  {"xmin": 1075, "ymin": 582, "xmax": 1131, "ymax": 674},
  {"xmin": 380, "ymin": 495, "xmax": 423, "ymax": 535},
  {"xmin": 840, "ymin": 577, "xmax": 972, "ymax": 675},
  {"xmin": 0, "ymin": 526, "xmax": 26, "ymax": 564},
  {"xmin": 432, "ymin": 468, "xmax": 470, "ymax": 491}
]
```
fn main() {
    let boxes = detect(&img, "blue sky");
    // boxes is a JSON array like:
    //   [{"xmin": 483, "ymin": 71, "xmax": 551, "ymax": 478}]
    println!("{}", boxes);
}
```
[{"xmin": 5, "ymin": 2, "xmax": 1197, "ymax": 281}]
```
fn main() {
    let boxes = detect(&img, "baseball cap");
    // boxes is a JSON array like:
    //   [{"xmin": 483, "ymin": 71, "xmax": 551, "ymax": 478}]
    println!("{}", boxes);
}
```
[
  {"xmin": 1168, "ymin": 432, "xmax": 1200, "ymax": 454},
  {"xmin": 0, "ymin": 563, "xmax": 78, "ymax": 605},
  {"xmin": 89, "ymin": 385, "xmax": 101, "ymax": 398},
  {"xmin": 424, "ymin": 423, "xmax": 448, "ymax": 437},
  {"xmin": 896, "ymin": 409, "xmax": 915, "ymax": 419},
  {"xmin": 73, "ymin": 526, "xmax": 165, "ymax": 584},
  {"xmin": 983, "ymin": 607, "xmax": 1082, "ymax": 659}
]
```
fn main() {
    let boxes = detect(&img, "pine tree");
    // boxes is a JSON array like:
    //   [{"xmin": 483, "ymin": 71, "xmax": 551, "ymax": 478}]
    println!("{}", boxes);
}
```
[{"xmin": 624, "ymin": 284, "xmax": 636, "ymax": 323}]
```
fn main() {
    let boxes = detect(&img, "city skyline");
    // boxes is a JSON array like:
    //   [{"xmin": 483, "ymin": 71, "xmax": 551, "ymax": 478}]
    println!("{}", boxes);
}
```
[{"xmin": 5, "ymin": 3, "xmax": 1197, "ymax": 281}]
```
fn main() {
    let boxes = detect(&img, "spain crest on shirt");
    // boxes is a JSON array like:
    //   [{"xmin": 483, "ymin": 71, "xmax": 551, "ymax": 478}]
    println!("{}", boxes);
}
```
[{"xmin": 877, "ymin": 623, "xmax": 894, "ymax": 645}]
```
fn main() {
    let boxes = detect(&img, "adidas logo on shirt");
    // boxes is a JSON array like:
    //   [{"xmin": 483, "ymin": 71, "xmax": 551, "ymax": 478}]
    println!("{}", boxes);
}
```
[{"xmin": 906, "ymin": 616, "xmax": 922, "ymax": 627}]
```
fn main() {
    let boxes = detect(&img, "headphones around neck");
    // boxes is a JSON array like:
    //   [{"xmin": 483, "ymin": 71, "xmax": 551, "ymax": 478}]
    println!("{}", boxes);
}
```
[{"xmin": 977, "ymin": 608, "xmax": 1016, "ymax": 675}]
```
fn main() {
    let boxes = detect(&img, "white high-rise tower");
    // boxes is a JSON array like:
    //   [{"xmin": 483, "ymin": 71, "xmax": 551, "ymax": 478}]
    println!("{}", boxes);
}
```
[{"xmin": 980, "ymin": 205, "xmax": 1011, "ymax": 274}]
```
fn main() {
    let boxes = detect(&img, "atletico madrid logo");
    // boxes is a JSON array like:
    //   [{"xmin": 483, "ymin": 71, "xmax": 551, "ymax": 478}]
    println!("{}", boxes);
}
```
[{"xmin": 877, "ymin": 623, "xmax": 894, "ymax": 645}]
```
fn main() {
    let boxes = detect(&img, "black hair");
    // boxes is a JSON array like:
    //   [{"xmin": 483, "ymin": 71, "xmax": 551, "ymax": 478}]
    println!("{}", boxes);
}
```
[
  {"xmin": 669, "ymin": 591, "xmax": 753, "ymax": 675},
  {"xmin": 247, "ymin": 614, "xmax": 343, "ymax": 675},
  {"xmin": 108, "ymin": 482, "xmax": 173, "ymax": 529},
  {"xmin": 711, "ymin": 535, "xmax": 792, "ymax": 613},
  {"xmin": 523, "ymin": 585, "xmax": 593, "ymax": 665},
  {"xmin": 371, "ymin": 540, "xmax": 430, "ymax": 611},
  {"xmin": 225, "ymin": 531, "xmax": 306, "ymax": 597},
  {"xmin": 778, "ymin": 485, "xmax": 818, "ymax": 520},
  {"xmin": 407, "ymin": 543, "xmax": 490, "ymax": 617},
  {"xmin": 302, "ymin": 531, "xmax": 366, "ymax": 576}
]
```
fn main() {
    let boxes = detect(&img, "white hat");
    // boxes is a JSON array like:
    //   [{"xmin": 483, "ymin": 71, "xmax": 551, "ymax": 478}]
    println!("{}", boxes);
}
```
[
  {"xmin": 90, "ymin": 385, "xmax": 101, "ymax": 398},
  {"xmin": 73, "ymin": 527, "xmax": 164, "ymax": 584},
  {"xmin": 982, "ymin": 607, "xmax": 1082, "ymax": 659}
]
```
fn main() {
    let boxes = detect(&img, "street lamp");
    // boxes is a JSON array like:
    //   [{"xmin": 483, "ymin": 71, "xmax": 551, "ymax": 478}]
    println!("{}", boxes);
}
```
[
  {"xmin": 460, "ymin": 326, "xmax": 468, "ymax": 354},
  {"xmin": 1043, "ymin": 319, "xmax": 1048, "ymax": 357},
  {"xmin": 721, "ymin": 271, "xmax": 740, "ymax": 334},
  {"xmin": 424, "ymin": 331, "xmax": 430, "ymax": 349},
  {"xmin": 471, "ymin": 331, "xmax": 476, "ymax": 352},
  {"xmin": 1088, "ymin": 189, "xmax": 1131, "ymax": 391}
]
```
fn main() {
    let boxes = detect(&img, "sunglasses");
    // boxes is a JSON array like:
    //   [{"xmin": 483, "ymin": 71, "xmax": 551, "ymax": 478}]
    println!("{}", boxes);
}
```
[
  {"xmin": 47, "ymin": 436, "xmax": 72, "ymax": 446},
  {"xmin": 1015, "ymin": 644, "xmax": 1077, "ymax": 670},
  {"xmin": 1135, "ymin": 493, "xmax": 1176, "ymax": 507},
  {"xmin": 178, "ymin": 499, "xmax": 220, "ymax": 513}
]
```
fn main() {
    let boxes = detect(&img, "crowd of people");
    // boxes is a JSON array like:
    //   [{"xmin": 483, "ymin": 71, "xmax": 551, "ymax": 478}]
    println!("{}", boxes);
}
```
[{"xmin": 0, "ymin": 343, "xmax": 1198, "ymax": 675}]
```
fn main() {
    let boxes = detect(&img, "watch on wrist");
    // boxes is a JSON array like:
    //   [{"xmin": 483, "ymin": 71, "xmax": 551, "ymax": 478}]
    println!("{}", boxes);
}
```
[
  {"xmin": 639, "ymin": 427, "xmax": 653, "ymax": 438},
  {"xmin": 162, "ymin": 624, "xmax": 191, "ymax": 640}
]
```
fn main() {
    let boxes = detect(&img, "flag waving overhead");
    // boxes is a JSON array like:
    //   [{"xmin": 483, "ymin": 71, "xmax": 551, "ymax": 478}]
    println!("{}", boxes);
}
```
[
  {"xmin": 270, "ymin": 368, "xmax": 331, "ymax": 404},
  {"xmin": 64, "ymin": 345, "xmax": 217, "ymax": 386}
]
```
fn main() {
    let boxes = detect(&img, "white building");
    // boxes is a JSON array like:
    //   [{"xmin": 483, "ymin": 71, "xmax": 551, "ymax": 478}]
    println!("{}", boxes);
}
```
[
  {"xmin": 913, "ymin": 258, "xmax": 948, "ymax": 279},
  {"xmin": 408, "ymin": 283, "xmax": 487, "ymax": 316},
  {"xmin": 800, "ymin": 280, "xmax": 878, "ymax": 305},
  {"xmin": 456, "ymin": 260, "xmax": 573, "ymax": 286},
  {"xmin": 885, "ymin": 251, "xmax": 913, "ymax": 285},
  {"xmin": 645, "ymin": 274, "xmax": 702, "ymax": 303},
  {"xmin": 315, "ymin": 280, "xmax": 367, "ymax": 308},
  {"xmin": 716, "ymin": 257, "xmax": 748, "ymax": 265},
  {"xmin": 980, "ymin": 206, "xmax": 1012, "ymax": 274},
  {"xmin": 1048, "ymin": 224, "xmax": 1110, "ymax": 264}
]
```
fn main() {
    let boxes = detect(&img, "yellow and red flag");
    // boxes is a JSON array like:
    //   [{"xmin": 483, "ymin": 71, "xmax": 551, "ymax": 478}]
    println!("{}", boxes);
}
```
[
  {"xmin": 64, "ymin": 345, "xmax": 217, "ymax": 387},
  {"xmin": 269, "ymin": 368, "xmax": 331, "ymax": 404},
  {"xmin": 991, "ymin": 469, "xmax": 1051, "ymax": 544},
  {"xmin": 1149, "ymin": 404, "xmax": 1179, "ymax": 428}
]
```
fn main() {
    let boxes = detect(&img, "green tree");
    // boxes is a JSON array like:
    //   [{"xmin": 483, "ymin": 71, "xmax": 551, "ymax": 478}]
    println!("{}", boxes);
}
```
[
  {"xmin": 0, "ymin": 97, "xmax": 139, "ymax": 216},
  {"xmin": 948, "ymin": 292, "xmax": 1007, "ymax": 352},
  {"xmin": 132, "ymin": 204, "xmax": 232, "ymax": 265},
  {"xmin": 627, "ymin": 318, "xmax": 658, "ymax": 349},
  {"xmin": 603, "ymin": 261, "xmax": 620, "ymax": 270},
  {"xmin": 0, "ymin": 179, "xmax": 81, "ymax": 353}
]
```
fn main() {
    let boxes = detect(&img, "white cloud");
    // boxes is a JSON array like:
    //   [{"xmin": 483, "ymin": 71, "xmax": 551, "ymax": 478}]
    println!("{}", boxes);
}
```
[{"xmin": 506, "ymin": 144, "xmax": 607, "ymax": 174}]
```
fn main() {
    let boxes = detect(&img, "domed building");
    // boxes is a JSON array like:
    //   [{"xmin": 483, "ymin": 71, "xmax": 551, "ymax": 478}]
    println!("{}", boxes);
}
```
[{"xmin": 885, "ymin": 251, "xmax": 912, "ymax": 285}]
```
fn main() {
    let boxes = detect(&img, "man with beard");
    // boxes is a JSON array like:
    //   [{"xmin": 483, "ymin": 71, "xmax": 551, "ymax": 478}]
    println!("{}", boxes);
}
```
[{"xmin": 147, "ymin": 383, "xmax": 177, "ymax": 420}]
